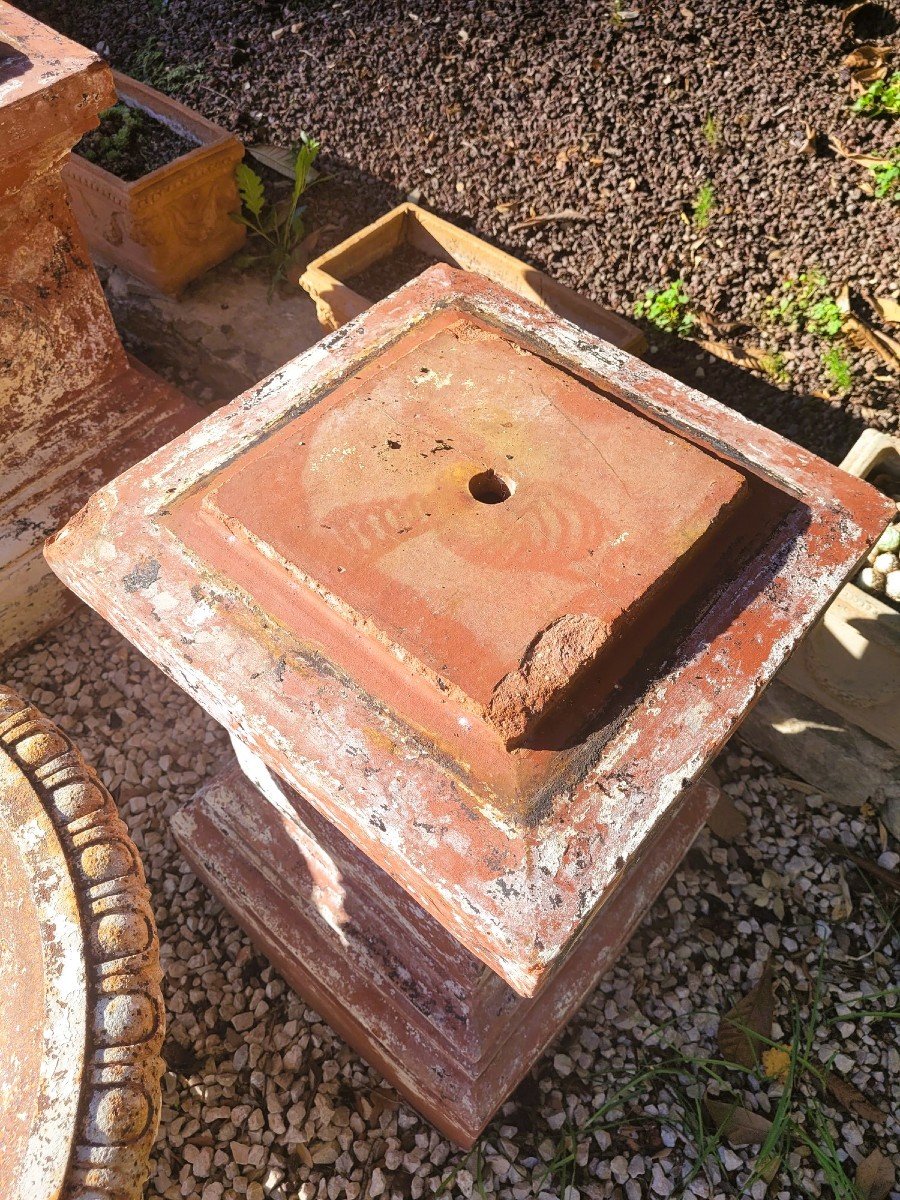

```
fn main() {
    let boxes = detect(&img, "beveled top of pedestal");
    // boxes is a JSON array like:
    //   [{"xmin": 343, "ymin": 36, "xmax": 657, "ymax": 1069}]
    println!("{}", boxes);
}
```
[
  {"xmin": 176, "ymin": 309, "xmax": 745, "ymax": 749},
  {"xmin": 46, "ymin": 266, "xmax": 896, "ymax": 995}
]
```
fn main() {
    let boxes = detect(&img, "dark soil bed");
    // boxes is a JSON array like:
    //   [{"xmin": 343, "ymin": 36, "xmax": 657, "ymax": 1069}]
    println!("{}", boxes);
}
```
[
  {"xmin": 26, "ymin": 0, "xmax": 900, "ymax": 462},
  {"xmin": 76, "ymin": 102, "xmax": 198, "ymax": 181},
  {"xmin": 343, "ymin": 244, "xmax": 441, "ymax": 302}
]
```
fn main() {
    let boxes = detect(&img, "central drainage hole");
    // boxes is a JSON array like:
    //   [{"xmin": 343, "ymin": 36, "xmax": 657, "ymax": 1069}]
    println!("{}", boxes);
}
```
[{"xmin": 468, "ymin": 469, "xmax": 513, "ymax": 505}]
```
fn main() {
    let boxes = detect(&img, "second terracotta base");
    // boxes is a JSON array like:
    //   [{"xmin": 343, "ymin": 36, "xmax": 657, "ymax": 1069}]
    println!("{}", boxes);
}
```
[
  {"xmin": 1, "ymin": 359, "xmax": 199, "ymax": 659},
  {"xmin": 172, "ymin": 749, "xmax": 718, "ymax": 1147}
]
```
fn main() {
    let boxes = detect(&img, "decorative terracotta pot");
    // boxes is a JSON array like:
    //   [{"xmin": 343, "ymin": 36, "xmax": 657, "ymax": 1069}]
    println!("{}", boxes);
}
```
[
  {"xmin": 780, "ymin": 429, "xmax": 899, "ymax": 749},
  {"xmin": 0, "ymin": 4, "xmax": 201, "ymax": 660},
  {"xmin": 64, "ymin": 70, "xmax": 245, "ymax": 295},
  {"xmin": 299, "ymin": 201, "xmax": 647, "ymax": 353},
  {"xmin": 0, "ymin": 685, "xmax": 164, "ymax": 1200},
  {"xmin": 44, "ymin": 266, "xmax": 893, "ymax": 1144}
]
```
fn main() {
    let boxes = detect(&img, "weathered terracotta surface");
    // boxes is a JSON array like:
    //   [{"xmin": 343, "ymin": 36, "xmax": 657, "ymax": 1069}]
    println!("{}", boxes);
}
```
[
  {"xmin": 0, "ymin": 4, "xmax": 201, "ymax": 659},
  {"xmin": 0, "ymin": 684, "xmax": 164, "ymax": 1199},
  {"xmin": 781, "ymin": 429, "xmax": 899, "ymax": 749},
  {"xmin": 45, "ymin": 266, "xmax": 895, "ymax": 999},
  {"xmin": 300, "ymin": 201, "xmax": 647, "ymax": 354},
  {"xmin": 173, "ymin": 744, "xmax": 719, "ymax": 1147},
  {"xmin": 64, "ymin": 70, "xmax": 246, "ymax": 295}
]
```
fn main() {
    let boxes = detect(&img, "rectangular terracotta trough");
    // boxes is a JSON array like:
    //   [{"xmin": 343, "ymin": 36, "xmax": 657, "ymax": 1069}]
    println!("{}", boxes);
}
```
[
  {"xmin": 300, "ymin": 200, "xmax": 646, "ymax": 354},
  {"xmin": 45, "ymin": 265, "xmax": 895, "ymax": 1144}
]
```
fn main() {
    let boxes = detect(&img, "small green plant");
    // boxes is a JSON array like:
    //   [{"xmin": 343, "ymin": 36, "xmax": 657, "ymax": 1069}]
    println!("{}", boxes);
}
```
[
  {"xmin": 823, "ymin": 346, "xmax": 853, "ymax": 393},
  {"xmin": 852, "ymin": 71, "xmax": 900, "ymax": 116},
  {"xmin": 634, "ymin": 280, "xmax": 697, "ymax": 336},
  {"xmin": 78, "ymin": 103, "xmax": 148, "ymax": 175},
  {"xmin": 692, "ymin": 180, "xmax": 716, "ymax": 229},
  {"xmin": 233, "ymin": 134, "xmax": 321, "ymax": 294},
  {"xmin": 759, "ymin": 351, "xmax": 790, "ymax": 384},
  {"xmin": 130, "ymin": 38, "xmax": 203, "ymax": 92},
  {"xmin": 764, "ymin": 272, "xmax": 844, "ymax": 339},
  {"xmin": 610, "ymin": 0, "xmax": 628, "ymax": 28},
  {"xmin": 701, "ymin": 114, "xmax": 719, "ymax": 147},
  {"xmin": 869, "ymin": 147, "xmax": 900, "ymax": 198}
]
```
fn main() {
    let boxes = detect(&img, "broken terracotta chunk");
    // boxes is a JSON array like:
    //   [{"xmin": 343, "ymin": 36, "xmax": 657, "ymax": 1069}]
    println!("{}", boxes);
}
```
[{"xmin": 488, "ymin": 612, "xmax": 611, "ymax": 745}]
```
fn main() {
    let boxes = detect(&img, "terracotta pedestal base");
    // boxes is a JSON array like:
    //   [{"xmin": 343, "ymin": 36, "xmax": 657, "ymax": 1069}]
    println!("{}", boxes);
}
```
[
  {"xmin": 0, "ymin": 5, "xmax": 201, "ymax": 659},
  {"xmin": 173, "ymin": 748, "xmax": 718, "ymax": 1147},
  {"xmin": 1, "ymin": 358, "xmax": 197, "ymax": 658}
]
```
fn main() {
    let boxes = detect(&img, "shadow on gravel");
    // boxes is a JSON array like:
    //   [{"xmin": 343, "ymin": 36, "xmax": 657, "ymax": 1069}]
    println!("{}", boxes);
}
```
[
  {"xmin": 644, "ymin": 336, "xmax": 867, "ymax": 465},
  {"xmin": 308, "ymin": 156, "xmax": 865, "ymax": 466}
]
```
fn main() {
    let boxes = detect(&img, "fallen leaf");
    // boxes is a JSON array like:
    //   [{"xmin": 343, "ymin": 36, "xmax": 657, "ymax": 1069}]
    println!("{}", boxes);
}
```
[
  {"xmin": 694, "ymin": 310, "xmax": 746, "ymax": 337},
  {"xmin": 844, "ymin": 314, "xmax": 900, "ymax": 374},
  {"xmin": 866, "ymin": 293, "xmax": 900, "ymax": 325},
  {"xmin": 775, "ymin": 776, "xmax": 821, "ymax": 795},
  {"xmin": 507, "ymin": 208, "xmax": 595, "ymax": 232},
  {"xmin": 761, "ymin": 1045, "xmax": 792, "ymax": 1083},
  {"xmin": 797, "ymin": 122, "xmax": 820, "ymax": 157},
  {"xmin": 826, "ymin": 1073, "xmax": 889, "ymax": 1124},
  {"xmin": 826, "ymin": 133, "xmax": 891, "ymax": 171},
  {"xmin": 758, "ymin": 1154, "xmax": 782, "ymax": 1186},
  {"xmin": 820, "ymin": 839, "xmax": 900, "ymax": 893},
  {"xmin": 856, "ymin": 1149, "xmax": 896, "ymax": 1200},
  {"xmin": 247, "ymin": 143, "xmax": 321, "ymax": 185},
  {"xmin": 843, "ymin": 43, "xmax": 891, "ymax": 94},
  {"xmin": 706, "ymin": 793, "xmax": 748, "ymax": 841},
  {"xmin": 843, "ymin": 43, "xmax": 891, "ymax": 70},
  {"xmin": 717, "ymin": 960, "xmax": 775, "ymax": 1068},
  {"xmin": 694, "ymin": 337, "xmax": 781, "ymax": 373},
  {"xmin": 831, "ymin": 866, "xmax": 854, "ymax": 921},
  {"xmin": 704, "ymin": 1097, "xmax": 773, "ymax": 1146}
]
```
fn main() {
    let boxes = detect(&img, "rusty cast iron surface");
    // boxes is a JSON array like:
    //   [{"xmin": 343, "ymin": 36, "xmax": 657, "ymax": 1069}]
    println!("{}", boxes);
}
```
[
  {"xmin": 45, "ymin": 265, "xmax": 896, "ymax": 996},
  {"xmin": 0, "ymin": 685, "xmax": 164, "ymax": 1200}
]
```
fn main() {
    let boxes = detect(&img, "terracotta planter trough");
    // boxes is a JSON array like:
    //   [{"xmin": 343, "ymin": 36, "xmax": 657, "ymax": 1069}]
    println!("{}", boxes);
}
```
[
  {"xmin": 780, "ymin": 429, "xmax": 900, "ymax": 750},
  {"xmin": 45, "ymin": 266, "xmax": 894, "ymax": 1145},
  {"xmin": 64, "ymin": 70, "xmax": 245, "ymax": 295},
  {"xmin": 0, "ymin": 4, "xmax": 200, "ymax": 660},
  {"xmin": 300, "ymin": 200, "xmax": 646, "ymax": 353},
  {"xmin": 0, "ymin": 685, "xmax": 164, "ymax": 1200},
  {"xmin": 740, "ymin": 429, "xmax": 900, "ymax": 831}
]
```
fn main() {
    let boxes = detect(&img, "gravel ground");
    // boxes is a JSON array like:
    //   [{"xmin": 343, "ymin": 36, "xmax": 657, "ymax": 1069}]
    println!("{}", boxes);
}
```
[
  {"xmin": 9, "ymin": 2, "xmax": 900, "ymax": 1195},
  {"xmin": 24, "ymin": 0, "xmax": 900, "ymax": 462},
  {"xmin": 5, "ymin": 609, "xmax": 898, "ymax": 1199}
]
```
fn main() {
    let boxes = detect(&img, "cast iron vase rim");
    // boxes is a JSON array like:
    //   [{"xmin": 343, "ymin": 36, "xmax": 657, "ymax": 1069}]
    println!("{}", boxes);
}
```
[{"xmin": 0, "ymin": 684, "xmax": 164, "ymax": 1200}]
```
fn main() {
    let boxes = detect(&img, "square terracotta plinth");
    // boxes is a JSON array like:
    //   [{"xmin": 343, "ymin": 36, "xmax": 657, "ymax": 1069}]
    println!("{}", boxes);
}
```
[{"xmin": 45, "ymin": 266, "xmax": 895, "ymax": 1141}]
